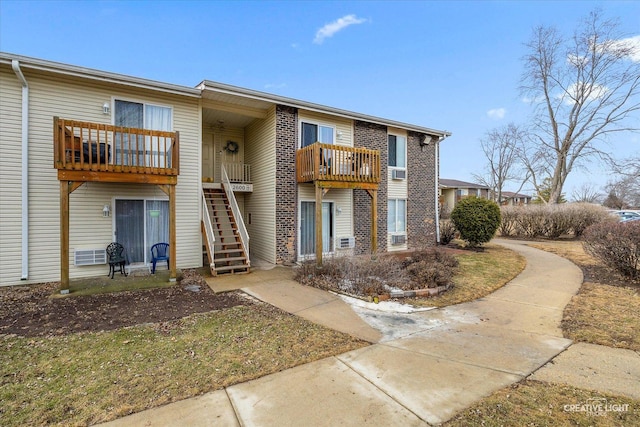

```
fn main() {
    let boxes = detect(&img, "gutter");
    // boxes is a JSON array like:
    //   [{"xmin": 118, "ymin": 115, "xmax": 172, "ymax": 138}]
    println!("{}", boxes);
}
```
[{"xmin": 12, "ymin": 60, "xmax": 29, "ymax": 280}]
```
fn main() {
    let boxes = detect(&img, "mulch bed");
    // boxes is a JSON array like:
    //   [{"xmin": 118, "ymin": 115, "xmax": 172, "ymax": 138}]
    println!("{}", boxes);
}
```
[{"xmin": 0, "ymin": 270, "xmax": 247, "ymax": 337}]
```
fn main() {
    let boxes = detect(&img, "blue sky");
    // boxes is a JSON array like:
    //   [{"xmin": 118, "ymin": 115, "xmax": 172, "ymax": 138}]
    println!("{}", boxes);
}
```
[{"xmin": 1, "ymin": 0, "xmax": 638, "ymax": 197}]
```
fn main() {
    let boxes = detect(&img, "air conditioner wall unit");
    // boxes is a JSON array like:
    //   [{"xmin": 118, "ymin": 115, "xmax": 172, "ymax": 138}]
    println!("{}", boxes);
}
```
[
  {"xmin": 392, "ymin": 169, "xmax": 406, "ymax": 180},
  {"xmin": 338, "ymin": 236, "xmax": 356, "ymax": 249},
  {"xmin": 74, "ymin": 249, "xmax": 107, "ymax": 266}
]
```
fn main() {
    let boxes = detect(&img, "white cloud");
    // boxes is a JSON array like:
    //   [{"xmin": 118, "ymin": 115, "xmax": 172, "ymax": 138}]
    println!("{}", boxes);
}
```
[
  {"xmin": 487, "ymin": 108, "xmax": 506, "ymax": 119},
  {"xmin": 562, "ymin": 82, "xmax": 608, "ymax": 104},
  {"xmin": 313, "ymin": 14, "xmax": 367, "ymax": 44},
  {"xmin": 614, "ymin": 35, "xmax": 640, "ymax": 63}
]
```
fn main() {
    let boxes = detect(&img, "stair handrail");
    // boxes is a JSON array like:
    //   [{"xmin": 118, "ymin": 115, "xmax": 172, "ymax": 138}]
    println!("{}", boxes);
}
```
[
  {"xmin": 202, "ymin": 189, "xmax": 216, "ymax": 266},
  {"xmin": 221, "ymin": 164, "xmax": 250, "ymax": 264}
]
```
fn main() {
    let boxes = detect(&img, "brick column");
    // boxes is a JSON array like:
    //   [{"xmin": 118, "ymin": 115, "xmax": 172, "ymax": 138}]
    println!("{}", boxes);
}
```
[
  {"xmin": 407, "ymin": 132, "xmax": 437, "ymax": 247},
  {"xmin": 353, "ymin": 120, "xmax": 387, "ymax": 255},
  {"xmin": 275, "ymin": 105, "xmax": 298, "ymax": 263}
]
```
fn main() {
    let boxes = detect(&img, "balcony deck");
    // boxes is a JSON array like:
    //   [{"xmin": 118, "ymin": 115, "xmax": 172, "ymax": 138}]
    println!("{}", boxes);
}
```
[
  {"xmin": 54, "ymin": 117, "xmax": 179, "ymax": 184},
  {"xmin": 296, "ymin": 142, "xmax": 380, "ymax": 190}
]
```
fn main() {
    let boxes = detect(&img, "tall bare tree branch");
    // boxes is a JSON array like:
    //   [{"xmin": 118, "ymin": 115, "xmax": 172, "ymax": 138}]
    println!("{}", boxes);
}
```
[{"xmin": 520, "ymin": 10, "xmax": 640, "ymax": 204}]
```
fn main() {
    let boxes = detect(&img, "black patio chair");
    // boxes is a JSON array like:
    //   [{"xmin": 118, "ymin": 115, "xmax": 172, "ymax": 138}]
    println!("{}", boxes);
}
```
[{"xmin": 106, "ymin": 242, "xmax": 128, "ymax": 279}]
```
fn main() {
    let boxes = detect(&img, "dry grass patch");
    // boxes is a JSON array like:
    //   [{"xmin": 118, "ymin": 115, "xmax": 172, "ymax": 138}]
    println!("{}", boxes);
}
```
[
  {"xmin": 445, "ymin": 380, "xmax": 639, "ymax": 427},
  {"xmin": 408, "ymin": 243, "xmax": 526, "ymax": 308},
  {"xmin": 528, "ymin": 239, "xmax": 640, "ymax": 351},
  {"xmin": 563, "ymin": 282, "xmax": 640, "ymax": 351},
  {"xmin": 0, "ymin": 303, "xmax": 367, "ymax": 427}
]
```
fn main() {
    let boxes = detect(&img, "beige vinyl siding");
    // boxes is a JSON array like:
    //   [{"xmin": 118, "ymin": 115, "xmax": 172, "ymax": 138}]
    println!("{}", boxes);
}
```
[
  {"xmin": 1, "ymin": 68, "xmax": 201, "ymax": 285},
  {"xmin": 244, "ymin": 107, "xmax": 277, "ymax": 264},
  {"xmin": 297, "ymin": 184, "xmax": 353, "ymax": 259},
  {"xmin": 387, "ymin": 128, "xmax": 408, "ymax": 251},
  {"xmin": 0, "ymin": 68, "xmax": 25, "ymax": 285},
  {"xmin": 298, "ymin": 110, "xmax": 353, "ymax": 147}
]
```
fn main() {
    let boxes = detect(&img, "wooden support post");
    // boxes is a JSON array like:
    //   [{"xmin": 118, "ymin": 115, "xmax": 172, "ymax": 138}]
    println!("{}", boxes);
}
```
[
  {"xmin": 367, "ymin": 189, "xmax": 378, "ymax": 255},
  {"xmin": 169, "ymin": 184, "xmax": 177, "ymax": 281},
  {"xmin": 315, "ymin": 183, "xmax": 323, "ymax": 267},
  {"xmin": 60, "ymin": 181, "xmax": 70, "ymax": 292}
]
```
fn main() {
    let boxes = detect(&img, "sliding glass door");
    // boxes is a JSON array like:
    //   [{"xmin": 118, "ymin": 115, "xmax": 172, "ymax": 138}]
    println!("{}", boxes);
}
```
[
  {"xmin": 300, "ymin": 201, "xmax": 333, "ymax": 257},
  {"xmin": 115, "ymin": 199, "xmax": 169, "ymax": 264}
]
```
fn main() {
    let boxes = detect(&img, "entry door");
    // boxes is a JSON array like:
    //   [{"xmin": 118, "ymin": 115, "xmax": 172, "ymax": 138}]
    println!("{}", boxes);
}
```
[
  {"xmin": 115, "ymin": 199, "xmax": 169, "ymax": 264},
  {"xmin": 300, "ymin": 202, "xmax": 333, "ymax": 256},
  {"xmin": 202, "ymin": 135, "xmax": 214, "ymax": 179}
]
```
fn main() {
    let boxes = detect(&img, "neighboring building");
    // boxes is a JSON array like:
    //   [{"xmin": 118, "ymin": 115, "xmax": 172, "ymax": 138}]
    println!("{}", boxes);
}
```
[
  {"xmin": 0, "ymin": 52, "xmax": 450, "ymax": 288},
  {"xmin": 439, "ymin": 179, "xmax": 490, "ymax": 214},
  {"xmin": 500, "ymin": 191, "xmax": 532, "ymax": 206}
]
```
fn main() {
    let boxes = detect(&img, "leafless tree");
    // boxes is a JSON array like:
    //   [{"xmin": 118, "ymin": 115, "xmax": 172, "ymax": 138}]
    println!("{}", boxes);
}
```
[
  {"xmin": 472, "ymin": 123, "xmax": 530, "ymax": 203},
  {"xmin": 570, "ymin": 182, "xmax": 603, "ymax": 204},
  {"xmin": 520, "ymin": 9, "xmax": 640, "ymax": 204},
  {"xmin": 603, "ymin": 174, "xmax": 640, "ymax": 209}
]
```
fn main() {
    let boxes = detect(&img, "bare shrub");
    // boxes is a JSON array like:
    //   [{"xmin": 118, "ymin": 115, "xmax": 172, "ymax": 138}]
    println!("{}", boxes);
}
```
[
  {"xmin": 439, "ymin": 220, "xmax": 456, "ymax": 245},
  {"xmin": 583, "ymin": 221, "xmax": 640, "ymax": 279},
  {"xmin": 502, "ymin": 203, "xmax": 612, "ymax": 239},
  {"xmin": 499, "ymin": 206, "xmax": 517, "ymax": 236},
  {"xmin": 402, "ymin": 248, "xmax": 459, "ymax": 288},
  {"xmin": 566, "ymin": 203, "xmax": 613, "ymax": 236},
  {"xmin": 294, "ymin": 248, "xmax": 458, "ymax": 296}
]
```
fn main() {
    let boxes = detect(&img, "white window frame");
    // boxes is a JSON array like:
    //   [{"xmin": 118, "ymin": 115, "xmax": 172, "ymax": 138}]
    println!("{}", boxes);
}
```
[
  {"xmin": 112, "ymin": 98, "xmax": 174, "ymax": 167},
  {"xmin": 388, "ymin": 198, "xmax": 407, "ymax": 234},
  {"xmin": 111, "ymin": 196, "xmax": 170, "ymax": 266},
  {"xmin": 111, "ymin": 97, "xmax": 174, "ymax": 130},
  {"xmin": 299, "ymin": 120, "xmax": 335, "ymax": 148},
  {"xmin": 388, "ymin": 133, "xmax": 407, "ymax": 170},
  {"xmin": 298, "ymin": 199, "xmax": 336, "ymax": 260}
]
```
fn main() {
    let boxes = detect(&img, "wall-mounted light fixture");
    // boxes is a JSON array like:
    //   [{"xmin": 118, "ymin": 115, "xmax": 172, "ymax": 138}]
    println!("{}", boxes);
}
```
[
  {"xmin": 103, "ymin": 102, "xmax": 111, "ymax": 115},
  {"xmin": 336, "ymin": 131, "xmax": 343, "ymax": 139},
  {"xmin": 102, "ymin": 204, "xmax": 111, "ymax": 217}
]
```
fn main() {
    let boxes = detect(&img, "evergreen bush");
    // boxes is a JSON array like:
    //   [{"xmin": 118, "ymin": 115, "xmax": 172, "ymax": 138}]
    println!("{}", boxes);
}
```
[{"xmin": 451, "ymin": 197, "xmax": 501, "ymax": 247}]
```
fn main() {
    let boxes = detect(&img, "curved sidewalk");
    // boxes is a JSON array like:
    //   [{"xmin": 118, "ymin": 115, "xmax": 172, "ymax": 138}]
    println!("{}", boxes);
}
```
[{"xmin": 100, "ymin": 240, "xmax": 587, "ymax": 426}]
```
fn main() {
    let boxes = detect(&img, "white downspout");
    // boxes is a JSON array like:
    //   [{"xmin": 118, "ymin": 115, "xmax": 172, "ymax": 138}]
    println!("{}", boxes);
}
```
[
  {"xmin": 12, "ymin": 60, "xmax": 29, "ymax": 280},
  {"xmin": 434, "ymin": 135, "xmax": 446, "ymax": 244}
]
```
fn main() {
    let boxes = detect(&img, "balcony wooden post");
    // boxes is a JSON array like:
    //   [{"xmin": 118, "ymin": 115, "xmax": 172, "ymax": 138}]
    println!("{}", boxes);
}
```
[
  {"xmin": 60, "ymin": 181, "xmax": 70, "ymax": 292},
  {"xmin": 315, "ymin": 183, "xmax": 323, "ymax": 266}
]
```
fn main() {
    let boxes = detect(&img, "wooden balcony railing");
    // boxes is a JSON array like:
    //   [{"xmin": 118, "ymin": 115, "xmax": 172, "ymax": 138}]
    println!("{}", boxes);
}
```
[
  {"xmin": 296, "ymin": 143, "xmax": 380, "ymax": 187},
  {"xmin": 54, "ymin": 117, "xmax": 179, "ymax": 178}
]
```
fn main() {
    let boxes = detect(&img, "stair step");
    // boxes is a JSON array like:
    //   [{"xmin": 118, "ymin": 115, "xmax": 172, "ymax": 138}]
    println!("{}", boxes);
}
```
[
  {"xmin": 215, "ymin": 265, "xmax": 250, "ymax": 273},
  {"xmin": 215, "ymin": 248, "xmax": 244, "ymax": 255},
  {"xmin": 214, "ymin": 256, "xmax": 247, "ymax": 264}
]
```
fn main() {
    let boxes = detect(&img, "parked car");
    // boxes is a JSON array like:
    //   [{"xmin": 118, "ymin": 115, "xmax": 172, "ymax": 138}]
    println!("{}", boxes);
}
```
[
  {"xmin": 610, "ymin": 210, "xmax": 640, "ymax": 221},
  {"xmin": 620, "ymin": 216, "xmax": 640, "ymax": 223}
]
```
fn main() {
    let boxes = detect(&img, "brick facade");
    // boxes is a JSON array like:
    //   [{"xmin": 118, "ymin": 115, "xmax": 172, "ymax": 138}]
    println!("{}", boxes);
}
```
[
  {"xmin": 275, "ymin": 105, "xmax": 298, "ymax": 263},
  {"xmin": 353, "ymin": 120, "xmax": 388, "ymax": 255},
  {"xmin": 407, "ymin": 132, "xmax": 437, "ymax": 247}
]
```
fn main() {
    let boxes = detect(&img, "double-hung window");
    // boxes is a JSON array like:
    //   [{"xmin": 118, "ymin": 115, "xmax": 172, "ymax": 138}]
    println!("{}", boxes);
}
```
[
  {"xmin": 301, "ymin": 122, "xmax": 334, "ymax": 148},
  {"xmin": 388, "ymin": 134, "xmax": 406, "ymax": 169},
  {"xmin": 388, "ymin": 199, "xmax": 407, "ymax": 234},
  {"xmin": 114, "ymin": 100, "xmax": 172, "ymax": 167}
]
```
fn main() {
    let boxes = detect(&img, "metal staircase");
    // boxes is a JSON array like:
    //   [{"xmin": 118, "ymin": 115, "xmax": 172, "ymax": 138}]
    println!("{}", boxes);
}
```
[{"xmin": 202, "ymin": 187, "xmax": 250, "ymax": 275}]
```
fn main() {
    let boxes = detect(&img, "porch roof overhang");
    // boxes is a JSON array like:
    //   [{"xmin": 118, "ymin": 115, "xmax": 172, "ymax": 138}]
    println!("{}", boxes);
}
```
[{"xmin": 198, "ymin": 80, "xmax": 452, "ymax": 139}]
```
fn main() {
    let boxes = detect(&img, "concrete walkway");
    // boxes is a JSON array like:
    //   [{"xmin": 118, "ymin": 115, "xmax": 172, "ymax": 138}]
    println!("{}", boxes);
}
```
[{"xmin": 99, "ymin": 240, "xmax": 639, "ymax": 426}]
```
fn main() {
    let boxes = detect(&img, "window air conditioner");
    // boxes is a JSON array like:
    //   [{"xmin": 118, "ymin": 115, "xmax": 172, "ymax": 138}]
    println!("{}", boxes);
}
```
[{"xmin": 338, "ymin": 237, "xmax": 356, "ymax": 249}]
